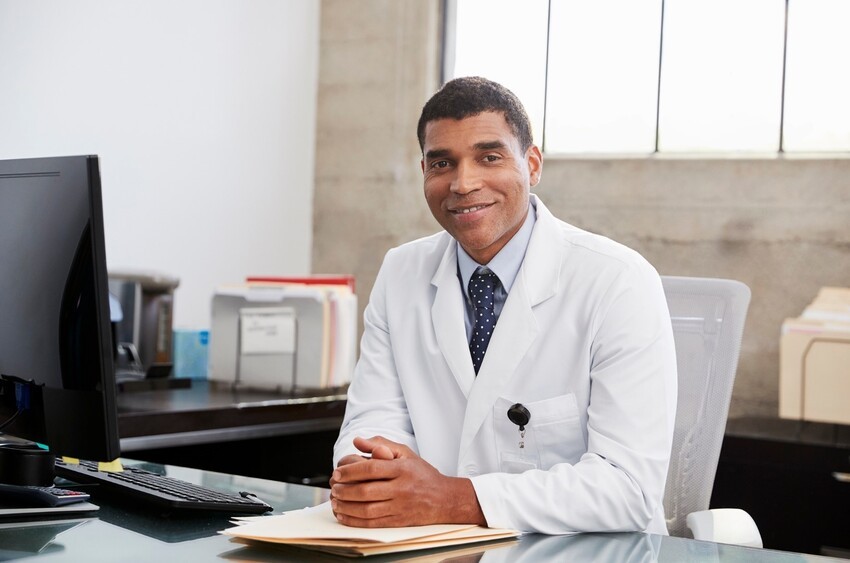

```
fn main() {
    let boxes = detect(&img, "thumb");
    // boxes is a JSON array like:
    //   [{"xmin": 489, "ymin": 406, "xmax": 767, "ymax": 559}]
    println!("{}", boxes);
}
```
[
  {"xmin": 370, "ymin": 444, "xmax": 395, "ymax": 460},
  {"xmin": 353, "ymin": 436, "xmax": 416, "ymax": 459}
]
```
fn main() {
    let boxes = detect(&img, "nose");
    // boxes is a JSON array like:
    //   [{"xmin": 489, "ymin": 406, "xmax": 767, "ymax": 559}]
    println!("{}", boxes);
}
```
[{"xmin": 451, "ymin": 161, "xmax": 482, "ymax": 195}]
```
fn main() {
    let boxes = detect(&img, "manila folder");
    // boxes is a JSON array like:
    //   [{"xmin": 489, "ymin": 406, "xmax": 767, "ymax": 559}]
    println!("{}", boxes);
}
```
[{"xmin": 221, "ymin": 502, "xmax": 519, "ymax": 557}]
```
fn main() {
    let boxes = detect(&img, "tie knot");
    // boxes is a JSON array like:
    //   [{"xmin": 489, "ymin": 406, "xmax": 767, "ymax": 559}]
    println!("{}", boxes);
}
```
[{"xmin": 468, "ymin": 268, "xmax": 499, "ymax": 310}]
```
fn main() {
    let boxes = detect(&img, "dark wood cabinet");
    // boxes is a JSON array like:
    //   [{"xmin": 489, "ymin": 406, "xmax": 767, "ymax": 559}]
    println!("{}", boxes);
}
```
[
  {"xmin": 711, "ymin": 417, "xmax": 850, "ymax": 558},
  {"xmin": 116, "ymin": 380, "xmax": 346, "ymax": 486}
]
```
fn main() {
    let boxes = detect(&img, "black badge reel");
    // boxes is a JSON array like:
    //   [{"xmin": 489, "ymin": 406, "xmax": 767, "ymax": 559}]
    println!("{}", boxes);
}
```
[{"xmin": 507, "ymin": 403, "xmax": 531, "ymax": 449}]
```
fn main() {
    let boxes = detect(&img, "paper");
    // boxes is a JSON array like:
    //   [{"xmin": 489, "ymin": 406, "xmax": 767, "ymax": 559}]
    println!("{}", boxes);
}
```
[
  {"xmin": 221, "ymin": 502, "xmax": 519, "ymax": 557},
  {"xmin": 239, "ymin": 307, "xmax": 296, "ymax": 354},
  {"xmin": 225, "ymin": 502, "xmax": 472, "ymax": 542}
]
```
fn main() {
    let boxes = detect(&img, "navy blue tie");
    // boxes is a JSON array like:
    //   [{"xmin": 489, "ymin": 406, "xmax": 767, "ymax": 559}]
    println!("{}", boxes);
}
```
[{"xmin": 469, "ymin": 268, "xmax": 500, "ymax": 374}]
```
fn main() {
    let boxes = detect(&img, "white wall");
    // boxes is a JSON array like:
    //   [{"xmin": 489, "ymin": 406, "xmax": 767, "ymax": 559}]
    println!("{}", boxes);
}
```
[{"xmin": 0, "ymin": 0, "xmax": 319, "ymax": 328}]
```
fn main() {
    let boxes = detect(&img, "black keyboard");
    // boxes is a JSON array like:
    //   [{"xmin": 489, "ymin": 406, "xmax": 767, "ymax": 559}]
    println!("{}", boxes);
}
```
[{"xmin": 53, "ymin": 459, "xmax": 272, "ymax": 514}]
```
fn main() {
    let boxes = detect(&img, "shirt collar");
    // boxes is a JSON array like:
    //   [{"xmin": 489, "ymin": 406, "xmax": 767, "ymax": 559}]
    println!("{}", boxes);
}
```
[{"xmin": 458, "ymin": 200, "xmax": 537, "ymax": 297}]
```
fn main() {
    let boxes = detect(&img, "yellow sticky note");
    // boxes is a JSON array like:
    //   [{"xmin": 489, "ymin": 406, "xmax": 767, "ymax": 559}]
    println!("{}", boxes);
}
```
[
  {"xmin": 98, "ymin": 459, "xmax": 124, "ymax": 473},
  {"xmin": 61, "ymin": 456, "xmax": 80, "ymax": 465}
]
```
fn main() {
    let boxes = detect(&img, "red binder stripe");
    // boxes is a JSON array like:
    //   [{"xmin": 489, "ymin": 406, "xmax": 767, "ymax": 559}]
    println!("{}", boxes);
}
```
[{"xmin": 246, "ymin": 275, "xmax": 355, "ymax": 293}]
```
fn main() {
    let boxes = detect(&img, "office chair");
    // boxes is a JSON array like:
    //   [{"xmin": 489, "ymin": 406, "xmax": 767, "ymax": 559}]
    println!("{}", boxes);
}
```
[{"xmin": 660, "ymin": 276, "xmax": 763, "ymax": 548}]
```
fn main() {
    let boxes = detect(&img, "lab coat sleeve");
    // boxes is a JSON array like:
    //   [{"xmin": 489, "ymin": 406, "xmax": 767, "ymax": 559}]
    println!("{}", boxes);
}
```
[
  {"xmin": 471, "ymin": 262, "xmax": 677, "ymax": 534},
  {"xmin": 333, "ymin": 250, "xmax": 418, "ymax": 465}
]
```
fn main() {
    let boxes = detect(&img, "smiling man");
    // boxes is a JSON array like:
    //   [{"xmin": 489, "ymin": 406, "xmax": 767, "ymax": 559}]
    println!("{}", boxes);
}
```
[{"xmin": 330, "ymin": 77, "xmax": 678, "ymax": 535}]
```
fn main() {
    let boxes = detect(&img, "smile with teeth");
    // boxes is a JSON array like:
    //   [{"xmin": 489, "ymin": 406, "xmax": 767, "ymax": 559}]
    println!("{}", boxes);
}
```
[{"xmin": 453, "ymin": 204, "xmax": 490, "ymax": 214}]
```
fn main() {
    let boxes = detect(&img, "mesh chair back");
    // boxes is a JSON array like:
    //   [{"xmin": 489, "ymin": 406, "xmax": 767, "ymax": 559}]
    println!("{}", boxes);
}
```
[{"xmin": 661, "ymin": 276, "xmax": 751, "ymax": 538}]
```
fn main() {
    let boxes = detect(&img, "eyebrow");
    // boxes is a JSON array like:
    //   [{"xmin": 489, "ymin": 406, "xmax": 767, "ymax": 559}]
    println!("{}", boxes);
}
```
[
  {"xmin": 424, "ymin": 148, "xmax": 450, "ymax": 160},
  {"xmin": 473, "ymin": 140, "xmax": 507, "ymax": 151}
]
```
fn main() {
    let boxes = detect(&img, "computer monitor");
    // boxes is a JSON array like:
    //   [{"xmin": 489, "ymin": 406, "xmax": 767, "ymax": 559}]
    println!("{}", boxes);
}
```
[{"xmin": 0, "ymin": 155, "xmax": 120, "ymax": 464}]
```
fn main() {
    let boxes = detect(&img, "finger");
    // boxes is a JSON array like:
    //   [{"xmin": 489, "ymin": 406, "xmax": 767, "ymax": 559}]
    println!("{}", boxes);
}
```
[
  {"xmin": 331, "ymin": 498, "xmax": 397, "ymax": 523},
  {"xmin": 370, "ymin": 444, "xmax": 394, "ymax": 460},
  {"xmin": 334, "ymin": 509, "xmax": 414, "ymax": 528},
  {"xmin": 333, "ymin": 458, "xmax": 400, "ymax": 484},
  {"xmin": 352, "ymin": 436, "xmax": 381, "ymax": 456},
  {"xmin": 331, "ymin": 479, "xmax": 394, "ymax": 502},
  {"xmin": 337, "ymin": 454, "xmax": 367, "ymax": 467},
  {"xmin": 330, "ymin": 455, "xmax": 369, "ymax": 487}
]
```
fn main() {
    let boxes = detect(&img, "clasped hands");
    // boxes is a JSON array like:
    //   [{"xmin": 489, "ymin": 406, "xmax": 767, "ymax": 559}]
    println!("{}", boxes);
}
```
[{"xmin": 329, "ymin": 436, "xmax": 485, "ymax": 528}]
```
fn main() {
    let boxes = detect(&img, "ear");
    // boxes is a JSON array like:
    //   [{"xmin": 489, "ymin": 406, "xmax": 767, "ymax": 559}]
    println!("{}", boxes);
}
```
[
  {"xmin": 526, "ymin": 145, "xmax": 542, "ymax": 187},
  {"xmin": 420, "ymin": 158, "xmax": 425, "ymax": 175}
]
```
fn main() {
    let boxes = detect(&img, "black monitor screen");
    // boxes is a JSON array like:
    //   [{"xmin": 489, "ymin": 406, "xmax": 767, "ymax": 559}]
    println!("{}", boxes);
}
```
[{"xmin": 0, "ymin": 155, "xmax": 120, "ymax": 462}]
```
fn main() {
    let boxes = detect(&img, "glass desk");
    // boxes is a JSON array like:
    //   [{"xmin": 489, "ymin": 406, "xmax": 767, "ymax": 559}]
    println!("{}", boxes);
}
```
[{"xmin": 0, "ymin": 460, "xmax": 841, "ymax": 562}]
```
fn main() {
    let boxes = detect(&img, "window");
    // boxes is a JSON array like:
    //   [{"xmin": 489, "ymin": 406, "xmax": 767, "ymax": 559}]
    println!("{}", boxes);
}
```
[
  {"xmin": 657, "ymin": 0, "xmax": 785, "ymax": 152},
  {"xmin": 445, "ymin": 0, "xmax": 850, "ymax": 153},
  {"xmin": 783, "ymin": 0, "xmax": 850, "ymax": 151},
  {"xmin": 446, "ymin": 0, "xmax": 549, "ymax": 145},
  {"xmin": 545, "ymin": 0, "xmax": 661, "ymax": 153}
]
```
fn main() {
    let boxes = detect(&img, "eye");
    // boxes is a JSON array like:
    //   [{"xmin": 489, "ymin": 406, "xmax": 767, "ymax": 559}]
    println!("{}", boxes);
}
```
[
  {"xmin": 430, "ymin": 160, "xmax": 450, "ymax": 169},
  {"xmin": 482, "ymin": 154, "xmax": 501, "ymax": 163}
]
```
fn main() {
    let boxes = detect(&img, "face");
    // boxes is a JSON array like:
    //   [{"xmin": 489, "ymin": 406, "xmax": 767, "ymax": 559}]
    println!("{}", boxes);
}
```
[{"xmin": 421, "ymin": 111, "xmax": 542, "ymax": 265}]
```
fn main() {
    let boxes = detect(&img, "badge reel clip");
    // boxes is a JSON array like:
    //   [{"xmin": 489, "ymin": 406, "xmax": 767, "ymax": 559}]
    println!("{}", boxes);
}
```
[
  {"xmin": 507, "ymin": 403, "xmax": 531, "ymax": 449},
  {"xmin": 501, "ymin": 403, "xmax": 536, "ymax": 473}
]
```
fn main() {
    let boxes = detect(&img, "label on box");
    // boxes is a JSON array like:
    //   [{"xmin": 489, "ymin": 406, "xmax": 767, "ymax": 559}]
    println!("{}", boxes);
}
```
[{"xmin": 239, "ymin": 307, "xmax": 296, "ymax": 355}]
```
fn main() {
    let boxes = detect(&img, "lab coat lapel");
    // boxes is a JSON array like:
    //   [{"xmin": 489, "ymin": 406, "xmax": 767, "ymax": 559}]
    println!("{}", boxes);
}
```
[
  {"xmin": 430, "ymin": 240, "xmax": 476, "ymax": 398},
  {"xmin": 458, "ymin": 196, "xmax": 563, "ymax": 459}
]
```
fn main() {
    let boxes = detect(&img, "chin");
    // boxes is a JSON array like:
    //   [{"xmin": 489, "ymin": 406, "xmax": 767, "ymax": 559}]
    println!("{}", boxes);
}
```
[{"xmin": 457, "ymin": 237, "xmax": 494, "ymax": 255}]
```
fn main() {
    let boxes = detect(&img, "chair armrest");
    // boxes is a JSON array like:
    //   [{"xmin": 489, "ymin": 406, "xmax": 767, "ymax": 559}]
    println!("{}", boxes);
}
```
[{"xmin": 686, "ymin": 508, "xmax": 763, "ymax": 548}]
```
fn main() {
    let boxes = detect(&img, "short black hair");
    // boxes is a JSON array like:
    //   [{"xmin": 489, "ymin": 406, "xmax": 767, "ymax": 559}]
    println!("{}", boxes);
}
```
[{"xmin": 417, "ymin": 76, "xmax": 533, "ymax": 152}]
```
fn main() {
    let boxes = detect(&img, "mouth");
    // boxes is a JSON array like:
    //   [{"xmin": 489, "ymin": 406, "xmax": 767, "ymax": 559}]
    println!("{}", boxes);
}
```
[{"xmin": 449, "ymin": 203, "xmax": 493, "ymax": 215}]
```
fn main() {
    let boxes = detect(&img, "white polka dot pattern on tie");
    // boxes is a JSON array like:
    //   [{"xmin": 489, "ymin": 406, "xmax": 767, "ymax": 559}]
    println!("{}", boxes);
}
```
[{"xmin": 468, "ymin": 267, "xmax": 500, "ymax": 374}]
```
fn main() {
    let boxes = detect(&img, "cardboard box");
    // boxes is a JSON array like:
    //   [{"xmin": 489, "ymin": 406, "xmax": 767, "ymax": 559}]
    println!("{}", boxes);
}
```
[{"xmin": 779, "ymin": 317, "xmax": 850, "ymax": 425}]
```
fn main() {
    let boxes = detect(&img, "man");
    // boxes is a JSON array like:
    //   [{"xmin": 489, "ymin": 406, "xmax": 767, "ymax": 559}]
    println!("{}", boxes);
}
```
[{"xmin": 330, "ymin": 77, "xmax": 677, "ymax": 535}]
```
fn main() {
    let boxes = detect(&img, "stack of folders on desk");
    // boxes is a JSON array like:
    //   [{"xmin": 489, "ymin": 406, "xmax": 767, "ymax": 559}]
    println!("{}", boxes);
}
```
[
  {"xmin": 221, "ymin": 502, "xmax": 519, "ymax": 557},
  {"xmin": 779, "ymin": 286, "xmax": 850, "ymax": 425},
  {"xmin": 209, "ymin": 276, "xmax": 357, "ymax": 391}
]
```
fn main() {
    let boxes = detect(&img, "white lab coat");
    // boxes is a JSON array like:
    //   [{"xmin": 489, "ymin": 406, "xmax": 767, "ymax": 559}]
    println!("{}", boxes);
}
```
[{"xmin": 334, "ymin": 195, "xmax": 677, "ymax": 535}]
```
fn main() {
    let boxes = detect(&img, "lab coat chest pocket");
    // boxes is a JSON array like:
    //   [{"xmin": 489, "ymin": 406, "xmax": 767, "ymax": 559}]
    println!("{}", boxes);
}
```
[
  {"xmin": 531, "ymin": 393, "xmax": 586, "ymax": 469},
  {"xmin": 495, "ymin": 394, "xmax": 585, "ymax": 473}
]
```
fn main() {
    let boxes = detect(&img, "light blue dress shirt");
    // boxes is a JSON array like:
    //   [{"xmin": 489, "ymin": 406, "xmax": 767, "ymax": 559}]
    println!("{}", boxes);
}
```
[{"xmin": 457, "ymin": 201, "xmax": 537, "ymax": 341}]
